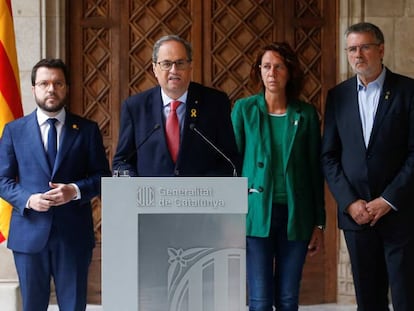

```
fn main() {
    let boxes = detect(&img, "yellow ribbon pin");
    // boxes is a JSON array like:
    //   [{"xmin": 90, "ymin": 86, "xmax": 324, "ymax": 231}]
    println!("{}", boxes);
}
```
[{"xmin": 190, "ymin": 109, "xmax": 197, "ymax": 118}]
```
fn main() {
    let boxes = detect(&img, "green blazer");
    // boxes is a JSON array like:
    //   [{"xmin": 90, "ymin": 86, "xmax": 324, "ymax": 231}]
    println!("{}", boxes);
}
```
[{"xmin": 231, "ymin": 93, "xmax": 325, "ymax": 240}]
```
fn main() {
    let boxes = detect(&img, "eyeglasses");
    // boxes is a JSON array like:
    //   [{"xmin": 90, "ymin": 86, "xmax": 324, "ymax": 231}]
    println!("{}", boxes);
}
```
[
  {"xmin": 156, "ymin": 60, "xmax": 191, "ymax": 71},
  {"xmin": 35, "ymin": 80, "xmax": 66, "ymax": 90},
  {"xmin": 344, "ymin": 43, "xmax": 381, "ymax": 54}
]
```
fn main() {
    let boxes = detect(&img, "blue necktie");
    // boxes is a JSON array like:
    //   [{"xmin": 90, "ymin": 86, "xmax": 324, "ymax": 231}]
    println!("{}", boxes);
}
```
[{"xmin": 47, "ymin": 118, "xmax": 58, "ymax": 168}]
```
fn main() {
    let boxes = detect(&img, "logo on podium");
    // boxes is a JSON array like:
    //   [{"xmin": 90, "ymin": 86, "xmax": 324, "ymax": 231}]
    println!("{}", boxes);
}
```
[
  {"xmin": 168, "ymin": 247, "xmax": 245, "ymax": 311},
  {"xmin": 137, "ymin": 186, "xmax": 155, "ymax": 207}
]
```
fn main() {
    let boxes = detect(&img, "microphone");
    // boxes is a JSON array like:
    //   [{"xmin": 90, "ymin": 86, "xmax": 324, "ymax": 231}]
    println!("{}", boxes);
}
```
[
  {"xmin": 123, "ymin": 124, "xmax": 161, "ymax": 163},
  {"xmin": 189, "ymin": 123, "xmax": 237, "ymax": 177},
  {"xmin": 113, "ymin": 124, "xmax": 161, "ymax": 176}
]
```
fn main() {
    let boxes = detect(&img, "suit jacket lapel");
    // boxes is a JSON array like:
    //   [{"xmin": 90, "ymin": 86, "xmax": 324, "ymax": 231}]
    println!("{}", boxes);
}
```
[
  {"xmin": 54, "ymin": 114, "xmax": 79, "ymax": 174},
  {"xmin": 345, "ymin": 78, "xmax": 367, "ymax": 150},
  {"xmin": 152, "ymin": 86, "xmax": 166, "ymax": 130},
  {"xmin": 284, "ymin": 101, "xmax": 301, "ymax": 172},
  {"xmin": 180, "ymin": 82, "xmax": 201, "ymax": 155},
  {"xmin": 27, "ymin": 112, "xmax": 51, "ymax": 175},
  {"xmin": 368, "ymin": 69, "xmax": 394, "ymax": 149},
  {"xmin": 151, "ymin": 86, "xmax": 175, "ymax": 162},
  {"xmin": 256, "ymin": 94, "xmax": 272, "ymax": 162},
  {"xmin": 183, "ymin": 82, "xmax": 199, "ymax": 133}
]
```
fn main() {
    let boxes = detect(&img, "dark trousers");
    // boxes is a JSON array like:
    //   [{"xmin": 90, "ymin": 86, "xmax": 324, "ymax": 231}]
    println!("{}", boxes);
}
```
[
  {"xmin": 344, "ymin": 217, "xmax": 414, "ymax": 311},
  {"xmin": 13, "ymin": 228, "xmax": 93, "ymax": 311}
]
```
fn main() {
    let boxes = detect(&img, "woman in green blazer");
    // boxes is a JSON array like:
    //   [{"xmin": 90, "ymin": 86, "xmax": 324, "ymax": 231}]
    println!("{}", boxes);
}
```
[{"xmin": 231, "ymin": 42, "xmax": 325, "ymax": 311}]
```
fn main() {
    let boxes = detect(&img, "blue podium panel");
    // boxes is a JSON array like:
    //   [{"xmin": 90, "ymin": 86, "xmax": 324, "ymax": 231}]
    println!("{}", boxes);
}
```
[{"xmin": 102, "ymin": 177, "xmax": 247, "ymax": 311}]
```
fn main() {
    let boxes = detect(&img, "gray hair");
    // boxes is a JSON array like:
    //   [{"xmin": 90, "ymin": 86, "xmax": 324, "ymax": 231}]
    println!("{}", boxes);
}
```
[
  {"xmin": 152, "ymin": 35, "xmax": 193, "ymax": 63},
  {"xmin": 344, "ymin": 22, "xmax": 384, "ymax": 44}
]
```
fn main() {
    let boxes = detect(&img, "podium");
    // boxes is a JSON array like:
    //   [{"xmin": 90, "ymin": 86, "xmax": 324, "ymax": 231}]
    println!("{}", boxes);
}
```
[{"xmin": 101, "ymin": 177, "xmax": 247, "ymax": 311}]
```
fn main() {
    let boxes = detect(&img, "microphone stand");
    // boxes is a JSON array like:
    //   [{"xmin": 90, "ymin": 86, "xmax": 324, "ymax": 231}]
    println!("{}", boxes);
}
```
[
  {"xmin": 113, "ymin": 124, "xmax": 161, "ymax": 176},
  {"xmin": 190, "ymin": 124, "xmax": 237, "ymax": 177}
]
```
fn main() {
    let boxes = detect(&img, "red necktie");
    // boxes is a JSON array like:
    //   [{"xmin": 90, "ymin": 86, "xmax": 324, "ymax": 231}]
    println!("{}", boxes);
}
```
[{"xmin": 166, "ymin": 101, "xmax": 181, "ymax": 162}]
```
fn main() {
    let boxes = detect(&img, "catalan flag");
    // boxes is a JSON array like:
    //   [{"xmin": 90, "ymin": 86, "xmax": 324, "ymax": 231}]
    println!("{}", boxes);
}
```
[{"xmin": 0, "ymin": 0, "xmax": 23, "ymax": 243}]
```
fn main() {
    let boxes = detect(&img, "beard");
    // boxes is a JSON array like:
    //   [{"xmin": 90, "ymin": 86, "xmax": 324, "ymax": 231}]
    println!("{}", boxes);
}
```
[{"xmin": 35, "ymin": 92, "xmax": 67, "ymax": 113}]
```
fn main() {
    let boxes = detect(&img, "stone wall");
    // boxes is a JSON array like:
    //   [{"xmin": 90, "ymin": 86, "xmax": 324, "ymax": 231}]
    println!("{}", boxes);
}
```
[
  {"xmin": 11, "ymin": 0, "xmax": 65, "ymax": 115},
  {"xmin": 0, "ymin": 243, "xmax": 17, "ymax": 280}
]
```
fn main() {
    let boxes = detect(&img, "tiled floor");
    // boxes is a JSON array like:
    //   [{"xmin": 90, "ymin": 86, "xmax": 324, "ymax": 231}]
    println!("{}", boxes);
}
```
[{"xmin": 48, "ymin": 304, "xmax": 362, "ymax": 310}]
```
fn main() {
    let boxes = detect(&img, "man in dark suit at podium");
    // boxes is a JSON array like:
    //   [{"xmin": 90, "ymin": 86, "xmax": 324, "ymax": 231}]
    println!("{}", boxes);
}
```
[{"xmin": 112, "ymin": 35, "xmax": 239, "ymax": 177}]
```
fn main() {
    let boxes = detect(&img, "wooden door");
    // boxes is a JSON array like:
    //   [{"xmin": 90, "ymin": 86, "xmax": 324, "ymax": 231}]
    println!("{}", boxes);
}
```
[{"xmin": 68, "ymin": 0, "xmax": 338, "ymax": 304}]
